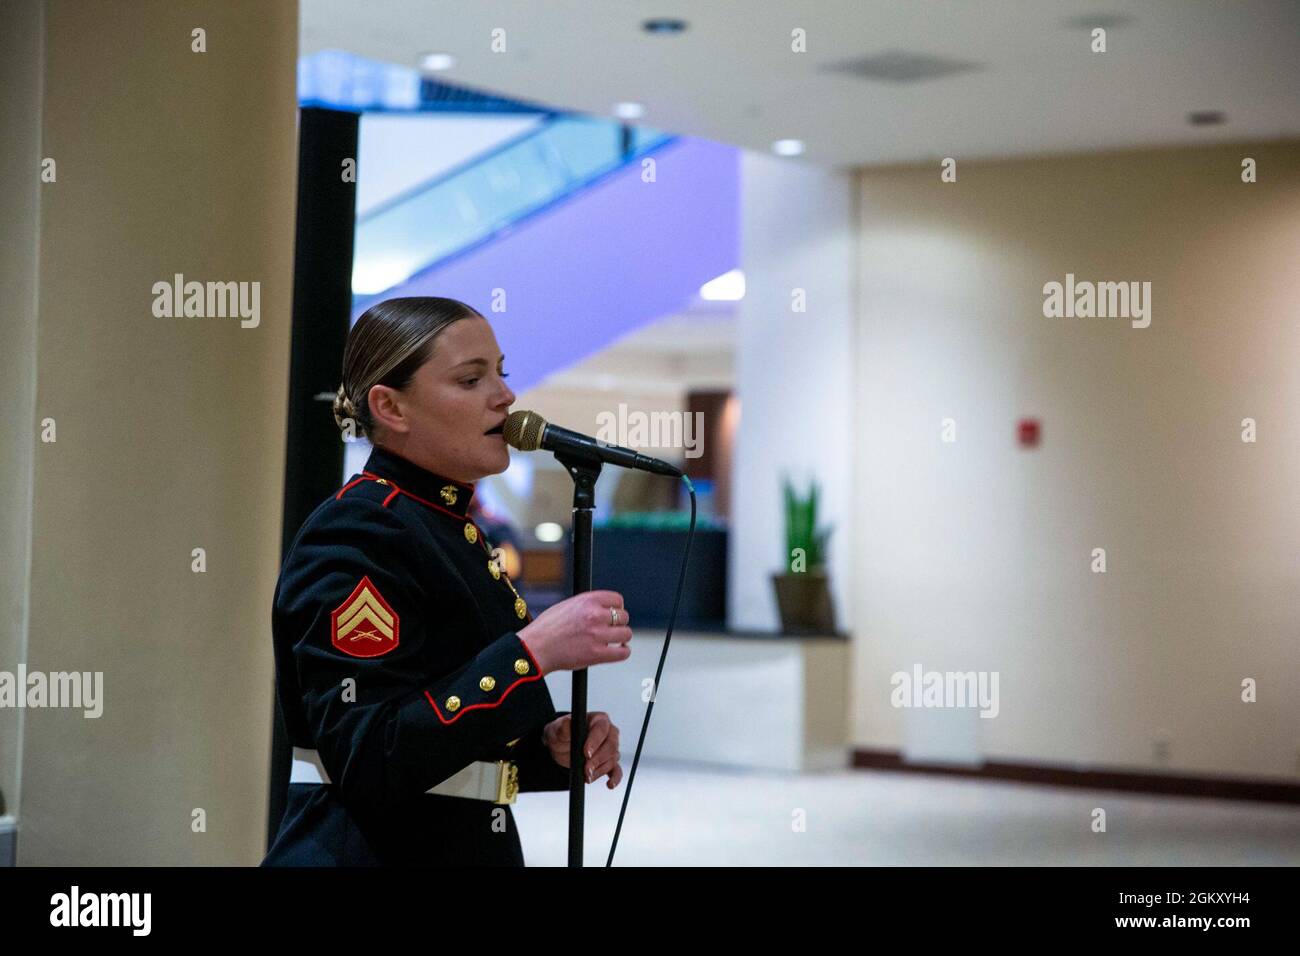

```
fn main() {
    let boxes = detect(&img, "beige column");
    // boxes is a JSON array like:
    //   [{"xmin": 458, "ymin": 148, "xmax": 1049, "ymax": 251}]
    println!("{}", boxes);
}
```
[
  {"xmin": 12, "ymin": 0, "xmax": 298, "ymax": 864},
  {"xmin": 0, "ymin": 0, "xmax": 45, "ymax": 842}
]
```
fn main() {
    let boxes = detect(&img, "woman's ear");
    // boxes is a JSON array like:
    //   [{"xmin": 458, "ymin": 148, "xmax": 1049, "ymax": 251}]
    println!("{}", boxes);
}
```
[{"xmin": 367, "ymin": 384, "xmax": 409, "ymax": 435}]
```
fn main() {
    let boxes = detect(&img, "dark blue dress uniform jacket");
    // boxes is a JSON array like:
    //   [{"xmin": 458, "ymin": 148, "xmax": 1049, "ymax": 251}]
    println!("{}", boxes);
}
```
[{"xmin": 263, "ymin": 445, "xmax": 570, "ymax": 866}]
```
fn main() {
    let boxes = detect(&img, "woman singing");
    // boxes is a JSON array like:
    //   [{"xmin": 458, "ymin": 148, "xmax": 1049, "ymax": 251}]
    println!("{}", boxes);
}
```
[{"xmin": 263, "ymin": 296, "xmax": 629, "ymax": 866}]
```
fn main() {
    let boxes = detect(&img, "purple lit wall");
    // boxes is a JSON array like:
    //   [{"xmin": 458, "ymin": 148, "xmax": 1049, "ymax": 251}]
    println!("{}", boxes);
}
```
[{"xmin": 362, "ymin": 137, "xmax": 740, "ymax": 392}]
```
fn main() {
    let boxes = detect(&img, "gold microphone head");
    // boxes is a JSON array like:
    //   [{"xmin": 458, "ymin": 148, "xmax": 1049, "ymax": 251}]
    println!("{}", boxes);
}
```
[{"xmin": 503, "ymin": 409, "xmax": 547, "ymax": 452}]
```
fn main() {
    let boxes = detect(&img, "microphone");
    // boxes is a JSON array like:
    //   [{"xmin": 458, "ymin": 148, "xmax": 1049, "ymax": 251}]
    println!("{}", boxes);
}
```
[{"xmin": 503, "ymin": 409, "xmax": 683, "ymax": 478}]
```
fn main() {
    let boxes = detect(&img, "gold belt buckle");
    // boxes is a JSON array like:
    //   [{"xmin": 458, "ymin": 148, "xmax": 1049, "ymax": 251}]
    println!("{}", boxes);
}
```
[{"xmin": 494, "ymin": 760, "xmax": 519, "ymax": 804}]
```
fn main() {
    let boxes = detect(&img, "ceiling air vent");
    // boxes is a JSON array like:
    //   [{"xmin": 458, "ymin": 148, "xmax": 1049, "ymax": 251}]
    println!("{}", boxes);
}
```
[{"xmin": 818, "ymin": 49, "xmax": 981, "ymax": 84}]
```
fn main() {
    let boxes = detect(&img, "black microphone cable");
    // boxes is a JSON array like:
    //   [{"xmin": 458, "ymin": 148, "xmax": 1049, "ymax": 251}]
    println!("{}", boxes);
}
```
[{"xmin": 606, "ymin": 473, "xmax": 696, "ymax": 866}]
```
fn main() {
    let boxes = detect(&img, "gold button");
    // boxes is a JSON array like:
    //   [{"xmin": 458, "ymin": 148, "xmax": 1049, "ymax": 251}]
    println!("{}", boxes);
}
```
[
  {"xmin": 514, "ymin": 658, "xmax": 530, "ymax": 675},
  {"xmin": 514, "ymin": 597, "xmax": 527, "ymax": 619},
  {"xmin": 464, "ymin": 523, "xmax": 478, "ymax": 544},
  {"xmin": 445, "ymin": 695, "xmax": 461, "ymax": 712},
  {"xmin": 488, "ymin": 559, "xmax": 500, "ymax": 580},
  {"xmin": 440, "ymin": 484, "xmax": 458, "ymax": 505},
  {"xmin": 375, "ymin": 478, "xmax": 389, "ymax": 486},
  {"xmin": 479, "ymin": 675, "xmax": 496, "ymax": 692}
]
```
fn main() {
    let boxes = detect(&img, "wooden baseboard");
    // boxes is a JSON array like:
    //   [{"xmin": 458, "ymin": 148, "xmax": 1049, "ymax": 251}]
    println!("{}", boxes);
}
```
[{"xmin": 852, "ymin": 749, "xmax": 1300, "ymax": 805}]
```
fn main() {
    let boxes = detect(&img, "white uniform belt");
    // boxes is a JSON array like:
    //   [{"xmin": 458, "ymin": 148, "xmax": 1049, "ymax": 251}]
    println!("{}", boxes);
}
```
[{"xmin": 290, "ymin": 747, "xmax": 519, "ymax": 804}]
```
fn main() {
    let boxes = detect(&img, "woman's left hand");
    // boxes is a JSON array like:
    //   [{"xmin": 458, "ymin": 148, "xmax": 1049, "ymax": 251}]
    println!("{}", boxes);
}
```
[{"xmin": 542, "ymin": 712, "xmax": 623, "ymax": 789}]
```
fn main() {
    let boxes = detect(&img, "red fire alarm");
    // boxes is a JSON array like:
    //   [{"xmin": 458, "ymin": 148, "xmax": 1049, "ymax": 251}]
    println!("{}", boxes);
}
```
[{"xmin": 1018, "ymin": 418, "xmax": 1041, "ymax": 448}]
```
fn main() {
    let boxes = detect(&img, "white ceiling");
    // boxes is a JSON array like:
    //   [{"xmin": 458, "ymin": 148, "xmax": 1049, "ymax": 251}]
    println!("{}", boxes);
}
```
[{"xmin": 301, "ymin": 0, "xmax": 1300, "ymax": 169}]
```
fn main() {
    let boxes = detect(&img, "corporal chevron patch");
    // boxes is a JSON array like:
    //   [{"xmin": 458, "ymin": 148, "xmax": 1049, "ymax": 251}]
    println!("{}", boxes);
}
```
[{"xmin": 330, "ymin": 575, "xmax": 399, "ymax": 658}]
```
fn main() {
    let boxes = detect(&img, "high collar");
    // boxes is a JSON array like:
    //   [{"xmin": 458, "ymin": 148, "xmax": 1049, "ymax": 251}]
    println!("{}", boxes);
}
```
[{"xmin": 361, "ymin": 445, "xmax": 476, "ymax": 518}]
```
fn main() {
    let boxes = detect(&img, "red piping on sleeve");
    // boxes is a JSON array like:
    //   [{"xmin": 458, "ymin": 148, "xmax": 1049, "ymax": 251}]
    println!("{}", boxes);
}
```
[
  {"xmin": 424, "ymin": 668, "xmax": 543, "ymax": 725},
  {"xmin": 518, "ymin": 636, "xmax": 544, "ymax": 677}
]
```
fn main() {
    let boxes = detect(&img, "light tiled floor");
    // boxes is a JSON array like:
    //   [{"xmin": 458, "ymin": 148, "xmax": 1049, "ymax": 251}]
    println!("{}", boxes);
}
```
[{"xmin": 512, "ymin": 760, "xmax": 1300, "ymax": 866}]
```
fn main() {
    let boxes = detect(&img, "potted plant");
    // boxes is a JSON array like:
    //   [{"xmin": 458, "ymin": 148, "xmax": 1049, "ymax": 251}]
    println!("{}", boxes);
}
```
[{"xmin": 770, "ymin": 475, "xmax": 836, "ymax": 633}]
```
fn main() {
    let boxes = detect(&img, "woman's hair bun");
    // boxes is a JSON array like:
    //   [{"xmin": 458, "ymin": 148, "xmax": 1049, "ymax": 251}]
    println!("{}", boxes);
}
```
[{"xmin": 332, "ymin": 383, "xmax": 358, "ymax": 432}]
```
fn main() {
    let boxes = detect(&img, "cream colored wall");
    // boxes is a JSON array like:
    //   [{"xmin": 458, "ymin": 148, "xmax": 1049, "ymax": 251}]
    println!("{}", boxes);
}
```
[
  {"xmin": 853, "ymin": 141, "xmax": 1300, "ymax": 780},
  {"xmin": 15, "ymin": 0, "xmax": 298, "ymax": 863}
]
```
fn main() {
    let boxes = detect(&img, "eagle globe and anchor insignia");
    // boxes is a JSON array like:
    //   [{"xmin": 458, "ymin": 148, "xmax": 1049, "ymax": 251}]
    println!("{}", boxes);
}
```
[{"xmin": 330, "ymin": 575, "xmax": 400, "ymax": 658}]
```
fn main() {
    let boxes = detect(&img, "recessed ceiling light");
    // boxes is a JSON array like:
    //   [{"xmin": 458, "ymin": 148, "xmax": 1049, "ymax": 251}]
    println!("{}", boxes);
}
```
[
  {"xmin": 614, "ymin": 101, "xmax": 645, "ymax": 120},
  {"xmin": 642, "ymin": 18, "xmax": 688, "ymax": 34},
  {"xmin": 772, "ymin": 139, "xmax": 805, "ymax": 157},
  {"xmin": 819, "ymin": 50, "xmax": 980, "ymax": 84},
  {"xmin": 1188, "ymin": 110, "xmax": 1226, "ymax": 126},
  {"xmin": 418, "ymin": 52, "xmax": 457, "ymax": 72}
]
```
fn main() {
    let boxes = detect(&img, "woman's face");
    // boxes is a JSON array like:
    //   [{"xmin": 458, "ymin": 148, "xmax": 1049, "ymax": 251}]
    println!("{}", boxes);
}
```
[{"xmin": 370, "ymin": 316, "xmax": 517, "ymax": 482}]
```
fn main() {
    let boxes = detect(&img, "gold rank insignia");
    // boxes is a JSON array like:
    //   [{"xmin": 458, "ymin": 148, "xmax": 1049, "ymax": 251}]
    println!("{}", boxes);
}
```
[
  {"xmin": 330, "ymin": 576, "xmax": 399, "ymax": 658},
  {"xmin": 464, "ymin": 523, "xmax": 478, "ymax": 544},
  {"xmin": 440, "ymin": 484, "xmax": 458, "ymax": 505}
]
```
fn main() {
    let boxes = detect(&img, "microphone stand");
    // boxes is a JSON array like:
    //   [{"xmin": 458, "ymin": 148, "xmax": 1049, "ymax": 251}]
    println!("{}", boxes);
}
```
[{"xmin": 556, "ymin": 451, "xmax": 602, "ymax": 867}]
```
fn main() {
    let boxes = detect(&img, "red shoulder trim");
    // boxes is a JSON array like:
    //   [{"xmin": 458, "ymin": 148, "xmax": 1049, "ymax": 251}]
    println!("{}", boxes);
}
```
[
  {"xmin": 333, "ymin": 475, "xmax": 491, "ymax": 557},
  {"xmin": 334, "ymin": 476, "xmax": 370, "ymax": 500}
]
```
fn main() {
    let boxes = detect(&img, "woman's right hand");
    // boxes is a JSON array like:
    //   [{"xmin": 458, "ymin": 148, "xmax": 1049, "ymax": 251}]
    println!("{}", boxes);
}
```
[{"xmin": 517, "ymin": 590, "xmax": 632, "ymax": 674}]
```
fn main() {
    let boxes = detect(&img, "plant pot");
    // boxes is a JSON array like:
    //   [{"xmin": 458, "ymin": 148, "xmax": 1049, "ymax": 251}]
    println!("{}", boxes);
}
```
[{"xmin": 771, "ymin": 571, "xmax": 836, "ymax": 633}]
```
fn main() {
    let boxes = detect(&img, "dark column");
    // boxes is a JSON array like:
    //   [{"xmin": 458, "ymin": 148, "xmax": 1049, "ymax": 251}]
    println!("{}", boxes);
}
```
[{"xmin": 267, "ymin": 106, "xmax": 359, "ymax": 849}]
